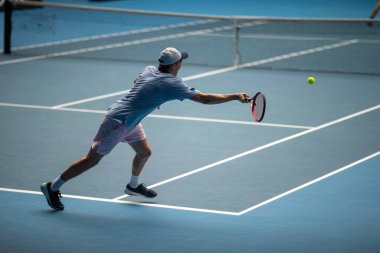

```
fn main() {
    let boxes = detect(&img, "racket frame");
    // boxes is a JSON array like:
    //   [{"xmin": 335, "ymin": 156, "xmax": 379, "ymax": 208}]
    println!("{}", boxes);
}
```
[{"xmin": 249, "ymin": 92, "xmax": 266, "ymax": 122}]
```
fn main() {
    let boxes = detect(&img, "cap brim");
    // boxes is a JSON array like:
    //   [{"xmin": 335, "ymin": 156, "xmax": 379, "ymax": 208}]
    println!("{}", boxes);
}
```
[{"xmin": 180, "ymin": 52, "xmax": 188, "ymax": 60}]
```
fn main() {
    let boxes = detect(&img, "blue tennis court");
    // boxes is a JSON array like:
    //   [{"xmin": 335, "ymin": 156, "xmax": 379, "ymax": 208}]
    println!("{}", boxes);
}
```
[{"xmin": 1, "ymin": 0, "xmax": 380, "ymax": 252}]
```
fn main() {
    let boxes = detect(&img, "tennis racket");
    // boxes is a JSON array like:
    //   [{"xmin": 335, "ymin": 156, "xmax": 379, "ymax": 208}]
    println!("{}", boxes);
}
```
[{"xmin": 247, "ymin": 92, "xmax": 266, "ymax": 122}]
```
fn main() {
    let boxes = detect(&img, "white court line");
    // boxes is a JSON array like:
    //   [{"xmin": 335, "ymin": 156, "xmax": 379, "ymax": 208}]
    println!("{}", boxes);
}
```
[
  {"xmin": 238, "ymin": 150, "xmax": 380, "ymax": 215},
  {"xmin": 183, "ymin": 39, "xmax": 359, "ymax": 81},
  {"xmin": 148, "ymin": 114, "xmax": 312, "ymax": 129},
  {"xmin": 52, "ymin": 90, "xmax": 130, "ymax": 109},
  {"xmin": 0, "ymin": 21, "xmax": 265, "ymax": 66},
  {"xmin": 12, "ymin": 20, "xmax": 259, "ymax": 51},
  {"xmin": 0, "ymin": 187, "xmax": 239, "ymax": 216},
  {"xmin": 12, "ymin": 20, "xmax": 217, "ymax": 51},
  {"xmin": 48, "ymin": 39, "xmax": 359, "ymax": 110},
  {"xmin": 112, "ymin": 103, "xmax": 380, "ymax": 201},
  {"xmin": 201, "ymin": 33, "xmax": 342, "ymax": 41},
  {"xmin": 1, "ymin": 104, "xmax": 379, "ymax": 215},
  {"xmin": 0, "ymin": 150, "xmax": 378, "ymax": 216},
  {"xmin": 0, "ymin": 102, "xmax": 311, "ymax": 129}
]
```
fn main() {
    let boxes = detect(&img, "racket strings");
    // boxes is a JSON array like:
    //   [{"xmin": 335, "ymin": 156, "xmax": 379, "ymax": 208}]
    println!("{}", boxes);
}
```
[{"xmin": 250, "ymin": 93, "xmax": 266, "ymax": 122}]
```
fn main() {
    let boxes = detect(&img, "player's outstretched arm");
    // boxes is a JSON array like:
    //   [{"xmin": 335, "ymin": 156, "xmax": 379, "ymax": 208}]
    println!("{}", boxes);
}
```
[{"xmin": 191, "ymin": 92, "xmax": 249, "ymax": 104}]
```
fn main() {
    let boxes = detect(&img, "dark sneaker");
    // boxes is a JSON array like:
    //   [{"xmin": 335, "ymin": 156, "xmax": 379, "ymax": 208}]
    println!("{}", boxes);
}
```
[
  {"xmin": 124, "ymin": 183, "xmax": 157, "ymax": 198},
  {"xmin": 40, "ymin": 182, "xmax": 64, "ymax": 211}
]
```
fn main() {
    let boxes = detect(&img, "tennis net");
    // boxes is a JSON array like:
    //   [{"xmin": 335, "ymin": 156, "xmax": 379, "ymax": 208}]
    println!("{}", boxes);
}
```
[{"xmin": 3, "ymin": 0, "xmax": 380, "ymax": 75}]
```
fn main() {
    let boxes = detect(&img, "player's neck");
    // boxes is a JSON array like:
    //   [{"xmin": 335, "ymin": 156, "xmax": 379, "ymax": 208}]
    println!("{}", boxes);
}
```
[{"xmin": 170, "ymin": 69, "xmax": 178, "ymax": 76}]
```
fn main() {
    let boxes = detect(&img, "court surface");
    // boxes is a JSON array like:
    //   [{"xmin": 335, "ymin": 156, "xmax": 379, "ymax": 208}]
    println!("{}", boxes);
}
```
[{"xmin": 1, "ymin": 1, "xmax": 380, "ymax": 252}]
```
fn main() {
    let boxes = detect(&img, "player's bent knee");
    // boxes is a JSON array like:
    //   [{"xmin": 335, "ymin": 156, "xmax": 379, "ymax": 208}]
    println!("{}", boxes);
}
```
[
  {"xmin": 82, "ymin": 154, "xmax": 102, "ymax": 167},
  {"xmin": 138, "ymin": 148, "xmax": 152, "ymax": 160},
  {"xmin": 91, "ymin": 157, "xmax": 102, "ymax": 167}
]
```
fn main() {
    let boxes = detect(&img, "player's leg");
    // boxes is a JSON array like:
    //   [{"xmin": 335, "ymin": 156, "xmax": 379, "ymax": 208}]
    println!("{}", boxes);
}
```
[
  {"xmin": 124, "ymin": 125, "xmax": 157, "ymax": 198},
  {"xmin": 369, "ymin": 0, "xmax": 380, "ymax": 26},
  {"xmin": 60, "ymin": 147, "xmax": 103, "ymax": 181},
  {"xmin": 41, "ymin": 117, "xmax": 123, "ymax": 211},
  {"xmin": 372, "ymin": 0, "xmax": 380, "ymax": 17},
  {"xmin": 40, "ymin": 148, "xmax": 103, "ymax": 211},
  {"xmin": 130, "ymin": 139, "xmax": 152, "ymax": 178}
]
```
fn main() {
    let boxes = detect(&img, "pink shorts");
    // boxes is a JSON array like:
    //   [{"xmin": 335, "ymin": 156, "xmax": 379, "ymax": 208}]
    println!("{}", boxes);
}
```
[{"xmin": 92, "ymin": 117, "xmax": 146, "ymax": 156}]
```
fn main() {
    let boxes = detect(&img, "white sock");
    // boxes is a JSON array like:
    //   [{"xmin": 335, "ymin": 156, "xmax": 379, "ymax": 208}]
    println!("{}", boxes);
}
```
[
  {"xmin": 50, "ymin": 176, "xmax": 65, "ymax": 192},
  {"xmin": 129, "ymin": 175, "xmax": 139, "ymax": 188}
]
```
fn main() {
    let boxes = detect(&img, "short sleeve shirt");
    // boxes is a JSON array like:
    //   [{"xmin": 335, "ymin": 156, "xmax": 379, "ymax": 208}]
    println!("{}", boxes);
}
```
[{"xmin": 106, "ymin": 66, "xmax": 199, "ymax": 129}]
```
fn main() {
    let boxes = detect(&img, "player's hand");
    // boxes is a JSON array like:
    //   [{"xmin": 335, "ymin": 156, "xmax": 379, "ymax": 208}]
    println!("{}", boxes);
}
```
[{"xmin": 236, "ymin": 93, "xmax": 250, "ymax": 103}]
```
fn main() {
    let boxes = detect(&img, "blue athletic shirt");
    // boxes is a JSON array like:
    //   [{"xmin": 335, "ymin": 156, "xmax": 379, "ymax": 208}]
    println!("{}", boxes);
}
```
[{"xmin": 106, "ymin": 66, "xmax": 199, "ymax": 130}]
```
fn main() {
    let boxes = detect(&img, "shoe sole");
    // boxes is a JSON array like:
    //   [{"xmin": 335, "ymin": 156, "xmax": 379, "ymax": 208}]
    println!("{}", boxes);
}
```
[{"xmin": 40, "ymin": 184, "xmax": 64, "ymax": 211}]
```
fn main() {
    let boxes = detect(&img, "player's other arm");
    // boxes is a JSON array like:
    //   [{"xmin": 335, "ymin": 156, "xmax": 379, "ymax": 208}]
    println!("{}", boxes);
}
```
[{"xmin": 191, "ymin": 92, "xmax": 249, "ymax": 104}]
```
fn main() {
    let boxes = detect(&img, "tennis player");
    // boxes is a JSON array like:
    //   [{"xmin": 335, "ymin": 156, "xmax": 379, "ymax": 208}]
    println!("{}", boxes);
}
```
[{"xmin": 41, "ymin": 47, "xmax": 249, "ymax": 211}]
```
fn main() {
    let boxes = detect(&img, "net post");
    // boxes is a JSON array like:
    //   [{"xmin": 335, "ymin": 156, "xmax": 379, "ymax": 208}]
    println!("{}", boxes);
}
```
[
  {"xmin": 233, "ymin": 19, "xmax": 240, "ymax": 66},
  {"xmin": 3, "ymin": 0, "xmax": 12, "ymax": 54}
]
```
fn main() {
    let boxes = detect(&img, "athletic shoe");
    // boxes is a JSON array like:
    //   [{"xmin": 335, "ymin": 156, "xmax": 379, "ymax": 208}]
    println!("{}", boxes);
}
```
[
  {"xmin": 124, "ymin": 183, "xmax": 157, "ymax": 198},
  {"xmin": 40, "ymin": 182, "xmax": 64, "ymax": 211}
]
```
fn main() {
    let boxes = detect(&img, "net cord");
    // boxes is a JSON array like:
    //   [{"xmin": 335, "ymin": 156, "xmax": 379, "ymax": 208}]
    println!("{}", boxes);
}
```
[{"xmin": 9, "ymin": 0, "xmax": 378, "ymax": 23}]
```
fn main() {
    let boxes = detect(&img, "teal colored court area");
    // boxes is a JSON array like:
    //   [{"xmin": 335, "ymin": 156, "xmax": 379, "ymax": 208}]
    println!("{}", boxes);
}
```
[{"xmin": 1, "ymin": 0, "xmax": 380, "ymax": 252}]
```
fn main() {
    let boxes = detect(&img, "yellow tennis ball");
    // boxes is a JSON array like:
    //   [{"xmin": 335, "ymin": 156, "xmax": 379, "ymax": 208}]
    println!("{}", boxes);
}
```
[{"xmin": 308, "ymin": 76, "xmax": 315, "ymax": 85}]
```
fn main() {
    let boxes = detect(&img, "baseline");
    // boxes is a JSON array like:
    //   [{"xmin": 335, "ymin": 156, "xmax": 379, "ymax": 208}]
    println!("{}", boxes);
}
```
[
  {"xmin": 0, "ymin": 187, "xmax": 239, "ymax": 216},
  {"xmin": 1, "ymin": 150, "xmax": 378, "ymax": 216}
]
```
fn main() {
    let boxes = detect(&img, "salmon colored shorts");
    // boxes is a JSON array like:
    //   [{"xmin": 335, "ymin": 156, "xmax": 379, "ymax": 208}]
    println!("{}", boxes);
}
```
[{"xmin": 92, "ymin": 116, "xmax": 146, "ymax": 156}]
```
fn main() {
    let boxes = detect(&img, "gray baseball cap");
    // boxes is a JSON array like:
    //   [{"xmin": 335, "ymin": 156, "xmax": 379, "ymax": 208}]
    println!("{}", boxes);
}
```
[{"xmin": 158, "ymin": 47, "xmax": 188, "ymax": 66}]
